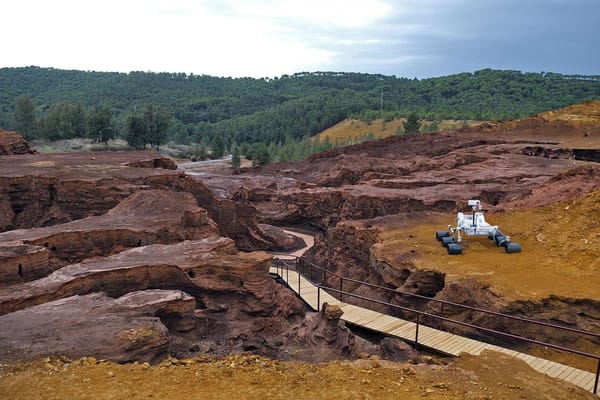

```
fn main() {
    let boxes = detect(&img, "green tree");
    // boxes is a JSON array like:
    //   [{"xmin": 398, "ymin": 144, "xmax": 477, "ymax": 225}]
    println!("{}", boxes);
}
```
[
  {"xmin": 14, "ymin": 95, "xmax": 37, "ymax": 140},
  {"xmin": 126, "ymin": 114, "xmax": 147, "ymax": 149},
  {"xmin": 231, "ymin": 145, "xmax": 241, "ymax": 172},
  {"xmin": 39, "ymin": 102, "xmax": 87, "ymax": 140},
  {"xmin": 210, "ymin": 132, "xmax": 225, "ymax": 159},
  {"xmin": 427, "ymin": 120, "xmax": 439, "ymax": 132},
  {"xmin": 144, "ymin": 104, "xmax": 171, "ymax": 150},
  {"xmin": 403, "ymin": 113, "xmax": 421, "ymax": 133},
  {"xmin": 88, "ymin": 106, "xmax": 114, "ymax": 144},
  {"xmin": 249, "ymin": 142, "xmax": 271, "ymax": 167},
  {"xmin": 190, "ymin": 142, "xmax": 209, "ymax": 161}
]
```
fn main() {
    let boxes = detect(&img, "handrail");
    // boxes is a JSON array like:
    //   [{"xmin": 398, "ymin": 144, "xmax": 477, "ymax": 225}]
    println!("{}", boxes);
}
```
[
  {"xmin": 296, "ymin": 256, "xmax": 600, "ymax": 339},
  {"xmin": 272, "ymin": 256, "xmax": 600, "ymax": 394}
]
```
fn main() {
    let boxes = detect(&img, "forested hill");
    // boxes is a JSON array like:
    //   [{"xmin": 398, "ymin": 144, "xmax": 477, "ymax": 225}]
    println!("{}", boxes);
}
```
[{"xmin": 1, "ymin": 66, "xmax": 599, "ymax": 145}]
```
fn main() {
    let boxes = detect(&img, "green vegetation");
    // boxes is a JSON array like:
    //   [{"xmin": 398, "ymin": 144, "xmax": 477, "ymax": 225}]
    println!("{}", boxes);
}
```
[
  {"xmin": 125, "ymin": 104, "xmax": 171, "ymax": 150},
  {"xmin": 1, "ymin": 67, "xmax": 599, "ymax": 163},
  {"xmin": 231, "ymin": 145, "xmax": 241, "ymax": 172},
  {"xmin": 403, "ymin": 113, "xmax": 421, "ymax": 134}
]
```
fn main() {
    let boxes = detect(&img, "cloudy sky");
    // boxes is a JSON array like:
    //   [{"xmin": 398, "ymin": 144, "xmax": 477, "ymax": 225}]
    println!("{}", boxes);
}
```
[{"xmin": 3, "ymin": 0, "xmax": 598, "ymax": 78}]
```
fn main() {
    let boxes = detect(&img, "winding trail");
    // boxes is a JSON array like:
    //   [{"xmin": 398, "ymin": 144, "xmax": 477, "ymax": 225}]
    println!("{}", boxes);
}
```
[{"xmin": 269, "ymin": 228, "xmax": 315, "ymax": 260}]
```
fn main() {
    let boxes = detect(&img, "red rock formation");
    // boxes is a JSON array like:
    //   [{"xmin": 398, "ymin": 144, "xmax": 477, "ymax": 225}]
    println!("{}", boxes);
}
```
[
  {"xmin": 0, "ymin": 237, "xmax": 304, "ymax": 316},
  {"xmin": 0, "ymin": 237, "xmax": 314, "ymax": 362},
  {"xmin": 0, "ymin": 190, "xmax": 217, "ymax": 282},
  {"xmin": 0, "ymin": 290, "xmax": 195, "ymax": 362},
  {"xmin": 0, "ymin": 242, "xmax": 48, "ymax": 284},
  {"xmin": 0, "ymin": 130, "xmax": 37, "ymax": 155},
  {"xmin": 285, "ymin": 303, "xmax": 363, "ymax": 361},
  {"xmin": 0, "ymin": 151, "xmax": 294, "ymax": 251}
]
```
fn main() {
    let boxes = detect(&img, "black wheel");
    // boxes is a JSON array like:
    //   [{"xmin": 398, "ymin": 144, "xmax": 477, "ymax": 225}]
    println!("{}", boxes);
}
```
[
  {"xmin": 436, "ymin": 231, "xmax": 450, "ymax": 241},
  {"xmin": 447, "ymin": 243, "xmax": 462, "ymax": 255},
  {"xmin": 441, "ymin": 236, "xmax": 456, "ymax": 247},
  {"xmin": 505, "ymin": 243, "xmax": 521, "ymax": 253},
  {"xmin": 495, "ymin": 234, "xmax": 509, "ymax": 247}
]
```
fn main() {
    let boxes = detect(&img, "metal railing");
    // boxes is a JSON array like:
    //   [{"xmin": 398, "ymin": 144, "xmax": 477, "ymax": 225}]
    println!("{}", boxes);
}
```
[{"xmin": 272, "ymin": 256, "xmax": 600, "ymax": 394}]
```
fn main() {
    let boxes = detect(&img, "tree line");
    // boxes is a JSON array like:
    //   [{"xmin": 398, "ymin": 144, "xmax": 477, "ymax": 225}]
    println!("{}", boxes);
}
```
[{"xmin": 2, "ymin": 67, "xmax": 600, "ymax": 149}]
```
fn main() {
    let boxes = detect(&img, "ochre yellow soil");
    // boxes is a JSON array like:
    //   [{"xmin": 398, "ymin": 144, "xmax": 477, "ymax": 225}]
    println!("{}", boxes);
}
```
[
  {"xmin": 539, "ymin": 100, "xmax": 600, "ymax": 125},
  {"xmin": 375, "ymin": 190, "xmax": 600, "ymax": 301},
  {"xmin": 0, "ymin": 352, "xmax": 595, "ymax": 400},
  {"xmin": 316, "ymin": 118, "xmax": 481, "ymax": 144}
]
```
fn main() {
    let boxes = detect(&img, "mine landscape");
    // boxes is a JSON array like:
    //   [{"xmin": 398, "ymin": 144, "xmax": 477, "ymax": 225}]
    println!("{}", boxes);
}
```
[{"xmin": 1, "ymin": 101, "xmax": 599, "ymax": 399}]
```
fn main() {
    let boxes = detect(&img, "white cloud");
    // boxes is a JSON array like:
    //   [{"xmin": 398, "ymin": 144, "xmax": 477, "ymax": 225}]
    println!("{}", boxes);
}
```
[
  {"xmin": 2, "ymin": 0, "xmax": 598, "ymax": 78},
  {"xmin": 2, "ymin": 0, "xmax": 342, "ymax": 76}
]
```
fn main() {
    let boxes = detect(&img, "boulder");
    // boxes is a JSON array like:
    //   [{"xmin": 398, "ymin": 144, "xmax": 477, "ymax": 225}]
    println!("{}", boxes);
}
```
[
  {"xmin": 286, "ymin": 303, "xmax": 362, "ymax": 361},
  {"xmin": 379, "ymin": 337, "xmax": 418, "ymax": 362},
  {"xmin": 0, "ymin": 290, "xmax": 195, "ymax": 363}
]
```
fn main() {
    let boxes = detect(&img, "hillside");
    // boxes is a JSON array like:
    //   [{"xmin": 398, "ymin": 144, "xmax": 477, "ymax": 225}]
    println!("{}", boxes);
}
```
[
  {"xmin": 2, "ymin": 67, "xmax": 600, "ymax": 147},
  {"xmin": 315, "ymin": 118, "xmax": 481, "ymax": 143}
]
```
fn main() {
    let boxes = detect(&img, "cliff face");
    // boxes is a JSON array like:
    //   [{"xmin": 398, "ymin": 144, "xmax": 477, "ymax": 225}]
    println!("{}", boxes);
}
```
[
  {"xmin": 0, "ymin": 190, "xmax": 217, "ymax": 282},
  {"xmin": 0, "ymin": 151, "xmax": 295, "ymax": 251}
]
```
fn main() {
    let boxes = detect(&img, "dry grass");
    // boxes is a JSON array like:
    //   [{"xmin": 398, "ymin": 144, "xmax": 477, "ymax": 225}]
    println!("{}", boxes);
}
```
[{"xmin": 315, "ymin": 119, "xmax": 482, "ymax": 144}]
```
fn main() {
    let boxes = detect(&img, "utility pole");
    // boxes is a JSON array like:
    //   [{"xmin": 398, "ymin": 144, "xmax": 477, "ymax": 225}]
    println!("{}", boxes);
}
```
[{"xmin": 380, "ymin": 90, "xmax": 383, "ymax": 113}]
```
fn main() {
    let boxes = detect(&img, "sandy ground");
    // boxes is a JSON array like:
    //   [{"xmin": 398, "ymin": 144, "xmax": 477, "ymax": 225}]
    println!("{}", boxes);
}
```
[
  {"xmin": 0, "ymin": 351, "xmax": 596, "ymax": 400},
  {"xmin": 375, "ymin": 191, "xmax": 600, "ymax": 302}
]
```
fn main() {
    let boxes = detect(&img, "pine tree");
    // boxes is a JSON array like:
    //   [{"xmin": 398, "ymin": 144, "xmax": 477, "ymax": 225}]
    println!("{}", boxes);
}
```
[
  {"xmin": 231, "ymin": 145, "xmax": 241, "ymax": 172},
  {"xmin": 211, "ymin": 132, "xmax": 225, "ymax": 159},
  {"xmin": 14, "ymin": 95, "xmax": 37, "ymax": 140},
  {"xmin": 403, "ymin": 113, "xmax": 421, "ymax": 133}
]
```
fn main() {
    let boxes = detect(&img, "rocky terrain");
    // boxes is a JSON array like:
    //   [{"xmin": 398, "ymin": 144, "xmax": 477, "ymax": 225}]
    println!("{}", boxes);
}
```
[
  {"xmin": 0, "ymin": 139, "xmax": 389, "ymax": 365},
  {"xmin": 214, "ymin": 102, "xmax": 600, "ymax": 368},
  {"xmin": 1, "ymin": 351, "xmax": 596, "ymax": 400},
  {"xmin": 0, "ymin": 129, "xmax": 37, "ymax": 155},
  {"xmin": 0, "ymin": 101, "xmax": 599, "ymax": 398}
]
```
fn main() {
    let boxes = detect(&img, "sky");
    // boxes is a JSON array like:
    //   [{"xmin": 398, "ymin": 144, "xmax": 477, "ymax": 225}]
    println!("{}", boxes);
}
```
[{"xmin": 2, "ymin": 0, "xmax": 599, "ymax": 79}]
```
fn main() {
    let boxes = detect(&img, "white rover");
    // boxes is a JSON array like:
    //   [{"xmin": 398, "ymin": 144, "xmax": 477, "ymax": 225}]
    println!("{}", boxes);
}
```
[{"xmin": 436, "ymin": 200, "xmax": 522, "ymax": 255}]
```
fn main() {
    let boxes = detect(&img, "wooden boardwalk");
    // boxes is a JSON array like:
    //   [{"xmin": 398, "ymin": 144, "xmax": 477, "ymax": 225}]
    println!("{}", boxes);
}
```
[{"xmin": 270, "ymin": 265, "xmax": 598, "ymax": 394}]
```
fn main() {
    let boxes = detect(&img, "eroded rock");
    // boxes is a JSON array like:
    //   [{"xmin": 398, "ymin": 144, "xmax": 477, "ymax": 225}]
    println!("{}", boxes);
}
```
[
  {"xmin": 0, "ymin": 190, "xmax": 217, "ymax": 282},
  {"xmin": 286, "ymin": 303, "xmax": 362, "ymax": 361},
  {"xmin": 0, "ymin": 237, "xmax": 303, "ymax": 317},
  {"xmin": 0, "ymin": 130, "xmax": 37, "ymax": 155},
  {"xmin": 0, "ymin": 290, "xmax": 194, "ymax": 363}
]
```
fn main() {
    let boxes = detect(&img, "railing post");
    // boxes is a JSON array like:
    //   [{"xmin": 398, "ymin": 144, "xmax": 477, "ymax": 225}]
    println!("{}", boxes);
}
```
[
  {"xmin": 317, "ymin": 287, "xmax": 321, "ymax": 312},
  {"xmin": 414, "ymin": 314, "xmax": 420, "ymax": 349},
  {"xmin": 298, "ymin": 267, "xmax": 301, "ymax": 296},
  {"xmin": 594, "ymin": 358, "xmax": 599, "ymax": 394},
  {"xmin": 440, "ymin": 302, "xmax": 444, "ymax": 315},
  {"xmin": 340, "ymin": 277, "xmax": 343, "ymax": 303},
  {"xmin": 286, "ymin": 260, "xmax": 289, "ymax": 283}
]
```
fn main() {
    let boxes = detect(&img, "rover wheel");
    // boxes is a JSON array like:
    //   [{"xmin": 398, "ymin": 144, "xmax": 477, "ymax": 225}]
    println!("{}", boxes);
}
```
[{"xmin": 447, "ymin": 243, "xmax": 462, "ymax": 255}]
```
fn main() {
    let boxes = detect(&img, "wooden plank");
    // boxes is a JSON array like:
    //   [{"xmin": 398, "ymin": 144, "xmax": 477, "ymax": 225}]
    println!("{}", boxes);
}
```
[
  {"xmin": 454, "ymin": 340, "xmax": 488, "ymax": 355},
  {"xmin": 376, "ymin": 319, "xmax": 412, "ymax": 334},
  {"xmin": 430, "ymin": 333, "xmax": 464, "ymax": 353},
  {"xmin": 570, "ymin": 371, "xmax": 595, "ymax": 387},
  {"xmin": 556, "ymin": 366, "xmax": 582, "ymax": 381},
  {"xmin": 566, "ymin": 370, "xmax": 592, "ymax": 387},
  {"xmin": 543, "ymin": 362, "xmax": 565, "ymax": 377},
  {"xmin": 532, "ymin": 359, "xmax": 554, "ymax": 373},
  {"xmin": 442, "ymin": 338, "xmax": 477, "ymax": 356},
  {"xmin": 269, "ymin": 269, "xmax": 596, "ymax": 394},
  {"xmin": 389, "ymin": 323, "xmax": 417, "ymax": 338}
]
